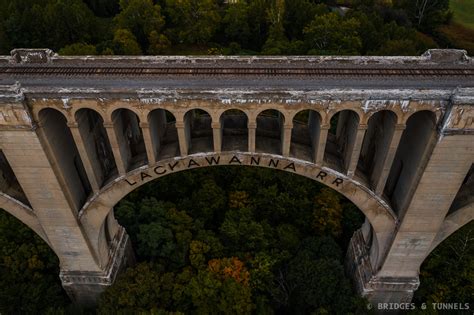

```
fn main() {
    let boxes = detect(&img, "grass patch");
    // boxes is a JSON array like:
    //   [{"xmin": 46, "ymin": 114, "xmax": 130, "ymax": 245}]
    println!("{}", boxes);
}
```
[{"xmin": 450, "ymin": 0, "xmax": 474, "ymax": 30}]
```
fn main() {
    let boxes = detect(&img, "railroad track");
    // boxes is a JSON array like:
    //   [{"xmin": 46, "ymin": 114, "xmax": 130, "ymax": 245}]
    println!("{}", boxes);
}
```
[{"xmin": 0, "ymin": 66, "xmax": 473, "ymax": 77}]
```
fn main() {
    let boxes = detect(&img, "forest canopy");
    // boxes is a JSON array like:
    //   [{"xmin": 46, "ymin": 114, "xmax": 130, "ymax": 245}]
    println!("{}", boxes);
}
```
[{"xmin": 0, "ymin": 0, "xmax": 468, "ymax": 56}]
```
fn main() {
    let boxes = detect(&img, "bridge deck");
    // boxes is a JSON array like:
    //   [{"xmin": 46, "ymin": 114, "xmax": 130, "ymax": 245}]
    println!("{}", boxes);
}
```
[{"xmin": 1, "ymin": 49, "xmax": 473, "ymax": 94}]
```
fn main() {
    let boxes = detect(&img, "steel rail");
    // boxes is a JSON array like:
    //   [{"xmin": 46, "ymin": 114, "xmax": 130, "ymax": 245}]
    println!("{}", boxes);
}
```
[{"xmin": 0, "ymin": 66, "xmax": 473, "ymax": 77}]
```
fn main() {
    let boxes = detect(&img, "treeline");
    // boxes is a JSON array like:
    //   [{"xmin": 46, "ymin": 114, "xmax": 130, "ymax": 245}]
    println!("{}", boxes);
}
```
[{"xmin": 0, "ymin": 0, "xmax": 451, "ymax": 56}]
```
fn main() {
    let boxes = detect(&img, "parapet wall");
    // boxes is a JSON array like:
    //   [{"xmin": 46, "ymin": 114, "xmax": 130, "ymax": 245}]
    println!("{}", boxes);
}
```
[{"xmin": 0, "ymin": 49, "xmax": 472, "ymax": 68}]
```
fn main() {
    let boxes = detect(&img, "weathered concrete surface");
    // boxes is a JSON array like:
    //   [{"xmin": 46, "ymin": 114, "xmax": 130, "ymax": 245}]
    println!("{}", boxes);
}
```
[{"xmin": 0, "ymin": 49, "xmax": 472, "ymax": 306}]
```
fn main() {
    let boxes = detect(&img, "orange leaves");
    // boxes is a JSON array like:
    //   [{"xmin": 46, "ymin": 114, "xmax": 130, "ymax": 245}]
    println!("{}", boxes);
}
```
[{"xmin": 208, "ymin": 257, "xmax": 250, "ymax": 286}]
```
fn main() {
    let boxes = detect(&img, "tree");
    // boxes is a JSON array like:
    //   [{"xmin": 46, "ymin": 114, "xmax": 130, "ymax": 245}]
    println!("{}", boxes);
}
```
[
  {"xmin": 165, "ymin": 0, "xmax": 221, "ymax": 45},
  {"xmin": 262, "ymin": 0, "xmax": 289, "ymax": 54},
  {"xmin": 44, "ymin": 0, "xmax": 100, "ymax": 50},
  {"xmin": 189, "ymin": 178, "xmax": 226, "ymax": 225},
  {"xmin": 186, "ymin": 270, "xmax": 254, "ymax": 314},
  {"xmin": 312, "ymin": 188, "xmax": 344, "ymax": 237},
  {"xmin": 394, "ymin": 0, "xmax": 450, "ymax": 31},
  {"xmin": 113, "ymin": 28, "xmax": 142, "ymax": 55},
  {"xmin": 115, "ymin": 0, "xmax": 166, "ymax": 51},
  {"xmin": 0, "ymin": 211, "xmax": 68, "ymax": 313},
  {"xmin": 303, "ymin": 12, "xmax": 362, "ymax": 55},
  {"xmin": 147, "ymin": 30, "xmax": 171, "ymax": 54},
  {"xmin": 223, "ymin": 1, "xmax": 251, "ymax": 46},
  {"xmin": 284, "ymin": 1, "xmax": 328, "ymax": 40},
  {"xmin": 98, "ymin": 262, "xmax": 192, "ymax": 313},
  {"xmin": 219, "ymin": 207, "xmax": 269, "ymax": 253}
]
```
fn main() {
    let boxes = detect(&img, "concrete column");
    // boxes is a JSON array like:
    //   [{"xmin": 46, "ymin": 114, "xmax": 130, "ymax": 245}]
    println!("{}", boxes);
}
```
[
  {"xmin": 248, "ymin": 122, "xmax": 256, "ymax": 152},
  {"xmin": 139, "ymin": 122, "xmax": 156, "ymax": 166},
  {"xmin": 374, "ymin": 124, "xmax": 406, "ymax": 195},
  {"xmin": 104, "ymin": 123, "xmax": 127, "ymax": 175},
  {"xmin": 212, "ymin": 122, "xmax": 222, "ymax": 153},
  {"xmin": 315, "ymin": 125, "xmax": 329, "ymax": 165},
  {"xmin": 349, "ymin": 133, "xmax": 474, "ymax": 305},
  {"xmin": 282, "ymin": 124, "xmax": 293, "ymax": 157},
  {"xmin": 0, "ymin": 128, "xmax": 108, "ymax": 305},
  {"xmin": 67, "ymin": 122, "xmax": 100, "ymax": 192},
  {"xmin": 176, "ymin": 121, "xmax": 188, "ymax": 156},
  {"xmin": 347, "ymin": 125, "xmax": 368, "ymax": 177}
]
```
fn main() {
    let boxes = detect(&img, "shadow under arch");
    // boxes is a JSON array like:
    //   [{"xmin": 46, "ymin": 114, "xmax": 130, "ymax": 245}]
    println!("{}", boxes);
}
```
[{"xmin": 79, "ymin": 152, "xmax": 398, "ymax": 271}]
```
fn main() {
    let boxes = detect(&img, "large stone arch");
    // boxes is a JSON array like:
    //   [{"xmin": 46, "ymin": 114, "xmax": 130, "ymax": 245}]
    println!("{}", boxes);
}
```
[
  {"xmin": 0, "ymin": 192, "xmax": 51, "ymax": 248},
  {"xmin": 428, "ymin": 202, "xmax": 474, "ymax": 254},
  {"xmin": 79, "ymin": 152, "xmax": 397, "ymax": 270}
]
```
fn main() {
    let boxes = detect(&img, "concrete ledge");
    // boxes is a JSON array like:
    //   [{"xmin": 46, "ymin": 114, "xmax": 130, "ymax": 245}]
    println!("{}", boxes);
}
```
[{"xmin": 3, "ymin": 49, "xmax": 472, "ymax": 67}]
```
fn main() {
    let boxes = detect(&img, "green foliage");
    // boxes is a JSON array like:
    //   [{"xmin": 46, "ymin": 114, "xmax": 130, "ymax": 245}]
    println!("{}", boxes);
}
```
[
  {"xmin": 113, "ymin": 28, "xmax": 142, "ymax": 54},
  {"xmin": 304, "ymin": 12, "xmax": 362, "ymax": 55},
  {"xmin": 187, "ymin": 270, "xmax": 254, "ymax": 314},
  {"xmin": 165, "ymin": 0, "xmax": 221, "ymax": 45},
  {"xmin": 98, "ymin": 262, "xmax": 192, "ymax": 313},
  {"xmin": 83, "ymin": 0, "xmax": 119, "ymax": 17},
  {"xmin": 223, "ymin": 1, "xmax": 251, "ymax": 46},
  {"xmin": 58, "ymin": 43, "xmax": 97, "ymax": 55},
  {"xmin": 148, "ymin": 30, "xmax": 171, "ymax": 54},
  {"xmin": 0, "ymin": 0, "xmax": 462, "ymax": 56},
  {"xmin": 312, "ymin": 188, "xmax": 344, "ymax": 237},
  {"xmin": 394, "ymin": 0, "xmax": 450, "ymax": 32},
  {"xmin": 0, "ymin": 210, "xmax": 68, "ymax": 314},
  {"xmin": 115, "ymin": 0, "xmax": 166, "ymax": 50}
]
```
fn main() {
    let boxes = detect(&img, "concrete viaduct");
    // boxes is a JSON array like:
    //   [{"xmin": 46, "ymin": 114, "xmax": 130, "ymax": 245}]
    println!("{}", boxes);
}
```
[{"xmin": 0, "ymin": 49, "xmax": 472, "ymax": 306}]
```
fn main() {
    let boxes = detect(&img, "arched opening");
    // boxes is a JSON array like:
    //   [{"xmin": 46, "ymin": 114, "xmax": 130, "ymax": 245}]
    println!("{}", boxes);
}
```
[
  {"xmin": 75, "ymin": 108, "xmax": 117, "ymax": 187},
  {"xmin": 104, "ymin": 166, "xmax": 369, "ymax": 313},
  {"xmin": 184, "ymin": 109, "xmax": 213, "ymax": 154},
  {"xmin": 148, "ymin": 109, "xmax": 179, "ymax": 159},
  {"xmin": 39, "ymin": 108, "xmax": 91, "ymax": 211},
  {"xmin": 357, "ymin": 110, "xmax": 397, "ymax": 190},
  {"xmin": 111, "ymin": 109, "xmax": 147, "ymax": 171},
  {"xmin": 81, "ymin": 153, "xmax": 396, "ymax": 276},
  {"xmin": 324, "ymin": 110, "xmax": 360, "ymax": 173},
  {"xmin": 413, "ymin": 220, "xmax": 473, "ymax": 308},
  {"xmin": 220, "ymin": 109, "xmax": 248, "ymax": 151},
  {"xmin": 384, "ymin": 110, "xmax": 437, "ymax": 216},
  {"xmin": 256, "ymin": 109, "xmax": 285, "ymax": 155},
  {"xmin": 0, "ymin": 209, "xmax": 70, "ymax": 312},
  {"xmin": 290, "ymin": 110, "xmax": 321, "ymax": 162},
  {"xmin": 447, "ymin": 164, "xmax": 474, "ymax": 215},
  {"xmin": 0, "ymin": 150, "xmax": 29, "ymax": 206}
]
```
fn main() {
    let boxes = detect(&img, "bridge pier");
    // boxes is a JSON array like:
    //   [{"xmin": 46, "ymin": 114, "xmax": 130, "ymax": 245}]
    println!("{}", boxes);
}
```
[
  {"xmin": 347, "ymin": 128, "xmax": 474, "ymax": 306},
  {"xmin": 60, "ymin": 226, "xmax": 134, "ymax": 306},
  {"xmin": 346, "ymin": 229, "xmax": 420, "ymax": 305}
]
